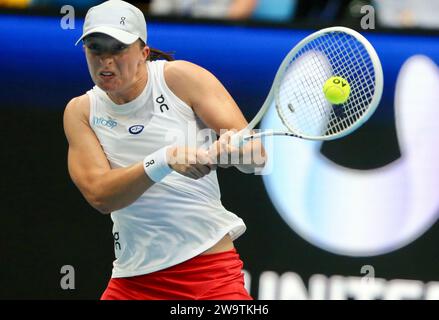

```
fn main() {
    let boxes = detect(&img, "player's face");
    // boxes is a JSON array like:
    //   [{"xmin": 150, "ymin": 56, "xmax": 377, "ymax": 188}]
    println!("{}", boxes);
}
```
[{"xmin": 83, "ymin": 34, "xmax": 148, "ymax": 93}]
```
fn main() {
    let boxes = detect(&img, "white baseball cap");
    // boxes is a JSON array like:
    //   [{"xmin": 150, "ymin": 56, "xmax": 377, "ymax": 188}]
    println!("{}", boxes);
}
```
[{"xmin": 75, "ymin": 0, "xmax": 147, "ymax": 46}]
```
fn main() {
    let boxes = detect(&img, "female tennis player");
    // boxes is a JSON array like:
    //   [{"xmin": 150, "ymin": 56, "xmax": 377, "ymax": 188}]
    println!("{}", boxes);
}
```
[{"xmin": 63, "ymin": 0, "xmax": 266, "ymax": 300}]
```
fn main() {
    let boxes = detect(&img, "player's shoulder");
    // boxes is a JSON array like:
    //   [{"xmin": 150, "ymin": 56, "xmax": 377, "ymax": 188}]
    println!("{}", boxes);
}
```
[
  {"xmin": 64, "ymin": 94, "xmax": 90, "ymax": 123},
  {"xmin": 163, "ymin": 60, "xmax": 219, "ymax": 95},
  {"xmin": 164, "ymin": 60, "xmax": 212, "ymax": 81}
]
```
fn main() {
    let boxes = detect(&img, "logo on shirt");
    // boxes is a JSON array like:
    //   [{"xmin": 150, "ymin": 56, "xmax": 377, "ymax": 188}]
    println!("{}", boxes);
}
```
[
  {"xmin": 113, "ymin": 232, "xmax": 121, "ymax": 250},
  {"xmin": 128, "ymin": 125, "xmax": 144, "ymax": 135},
  {"xmin": 92, "ymin": 116, "xmax": 117, "ymax": 129},
  {"xmin": 156, "ymin": 94, "xmax": 169, "ymax": 113}
]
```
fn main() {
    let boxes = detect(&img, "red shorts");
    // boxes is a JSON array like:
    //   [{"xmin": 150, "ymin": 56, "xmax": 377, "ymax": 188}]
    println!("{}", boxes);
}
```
[{"xmin": 101, "ymin": 248, "xmax": 252, "ymax": 300}]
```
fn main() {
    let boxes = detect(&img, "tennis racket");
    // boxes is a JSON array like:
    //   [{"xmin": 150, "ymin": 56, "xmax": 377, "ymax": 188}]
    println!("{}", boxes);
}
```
[{"xmin": 231, "ymin": 26, "xmax": 384, "ymax": 146}]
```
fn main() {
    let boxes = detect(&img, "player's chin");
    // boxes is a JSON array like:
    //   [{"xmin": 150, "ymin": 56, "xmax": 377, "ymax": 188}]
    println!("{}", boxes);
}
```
[{"xmin": 96, "ymin": 79, "xmax": 120, "ymax": 92}]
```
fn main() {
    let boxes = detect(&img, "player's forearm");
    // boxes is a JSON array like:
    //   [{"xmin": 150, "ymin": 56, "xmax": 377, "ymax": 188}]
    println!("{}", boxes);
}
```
[
  {"xmin": 85, "ymin": 147, "xmax": 173, "ymax": 214},
  {"xmin": 87, "ymin": 162, "xmax": 153, "ymax": 214}
]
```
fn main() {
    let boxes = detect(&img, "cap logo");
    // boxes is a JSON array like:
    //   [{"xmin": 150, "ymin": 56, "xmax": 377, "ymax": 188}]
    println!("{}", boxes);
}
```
[{"xmin": 120, "ymin": 17, "xmax": 126, "ymax": 25}]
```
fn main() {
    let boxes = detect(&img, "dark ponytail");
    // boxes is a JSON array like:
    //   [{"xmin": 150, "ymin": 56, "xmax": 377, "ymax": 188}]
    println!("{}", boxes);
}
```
[
  {"xmin": 139, "ymin": 39, "xmax": 175, "ymax": 61},
  {"xmin": 148, "ymin": 48, "xmax": 175, "ymax": 61}
]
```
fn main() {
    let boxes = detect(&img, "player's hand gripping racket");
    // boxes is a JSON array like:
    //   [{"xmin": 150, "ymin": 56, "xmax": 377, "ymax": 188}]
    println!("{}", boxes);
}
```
[{"xmin": 231, "ymin": 26, "xmax": 384, "ymax": 147}]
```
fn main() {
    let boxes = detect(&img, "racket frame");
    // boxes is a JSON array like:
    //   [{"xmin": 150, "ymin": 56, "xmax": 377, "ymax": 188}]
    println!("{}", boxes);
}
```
[{"xmin": 240, "ymin": 26, "xmax": 384, "ymax": 143}]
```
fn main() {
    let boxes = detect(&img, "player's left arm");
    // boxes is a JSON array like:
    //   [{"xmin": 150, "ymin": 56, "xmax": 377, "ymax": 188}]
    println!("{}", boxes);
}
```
[{"xmin": 164, "ymin": 60, "xmax": 266, "ymax": 173}]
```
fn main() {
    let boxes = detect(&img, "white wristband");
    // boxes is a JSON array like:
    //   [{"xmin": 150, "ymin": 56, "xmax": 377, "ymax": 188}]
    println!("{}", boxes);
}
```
[{"xmin": 143, "ymin": 146, "xmax": 173, "ymax": 183}]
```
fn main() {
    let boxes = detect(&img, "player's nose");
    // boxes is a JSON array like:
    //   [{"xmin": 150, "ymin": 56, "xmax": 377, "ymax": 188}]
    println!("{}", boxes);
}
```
[{"xmin": 99, "ymin": 54, "xmax": 115, "ymax": 65}]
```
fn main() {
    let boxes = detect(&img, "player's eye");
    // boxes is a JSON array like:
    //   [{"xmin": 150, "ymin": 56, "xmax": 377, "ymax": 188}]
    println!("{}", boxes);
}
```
[
  {"xmin": 87, "ymin": 43, "xmax": 101, "ymax": 52},
  {"xmin": 112, "ymin": 44, "xmax": 129, "ymax": 52}
]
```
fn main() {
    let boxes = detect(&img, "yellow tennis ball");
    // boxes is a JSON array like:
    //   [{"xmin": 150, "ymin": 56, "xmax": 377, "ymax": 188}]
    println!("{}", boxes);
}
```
[{"xmin": 323, "ymin": 76, "xmax": 351, "ymax": 104}]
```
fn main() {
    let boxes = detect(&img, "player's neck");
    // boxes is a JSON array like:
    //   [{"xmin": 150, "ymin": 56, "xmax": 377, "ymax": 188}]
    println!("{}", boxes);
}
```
[{"xmin": 107, "ymin": 64, "xmax": 148, "ymax": 105}]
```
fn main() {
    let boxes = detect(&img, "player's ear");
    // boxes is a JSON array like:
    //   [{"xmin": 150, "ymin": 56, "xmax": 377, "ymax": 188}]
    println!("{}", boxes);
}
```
[{"xmin": 142, "ymin": 44, "xmax": 150, "ymax": 63}]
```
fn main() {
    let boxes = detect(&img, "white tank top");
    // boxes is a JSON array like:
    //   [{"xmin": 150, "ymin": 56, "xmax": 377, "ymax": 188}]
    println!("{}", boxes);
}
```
[{"xmin": 87, "ymin": 60, "xmax": 246, "ymax": 278}]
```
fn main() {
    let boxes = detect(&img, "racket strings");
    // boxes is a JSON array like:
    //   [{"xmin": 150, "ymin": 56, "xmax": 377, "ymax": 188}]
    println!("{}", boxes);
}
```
[
  {"xmin": 276, "ymin": 31, "xmax": 376, "ymax": 138},
  {"xmin": 327, "ymin": 36, "xmax": 375, "ymax": 131},
  {"xmin": 311, "ymin": 33, "xmax": 374, "ymax": 134}
]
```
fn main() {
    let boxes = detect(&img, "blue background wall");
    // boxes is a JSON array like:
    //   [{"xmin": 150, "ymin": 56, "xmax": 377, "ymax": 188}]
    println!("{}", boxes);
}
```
[{"xmin": 2, "ymin": 15, "xmax": 439, "ymax": 120}]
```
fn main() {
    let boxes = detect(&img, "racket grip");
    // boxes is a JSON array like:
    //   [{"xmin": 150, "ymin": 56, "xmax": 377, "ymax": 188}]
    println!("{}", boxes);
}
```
[
  {"xmin": 230, "ymin": 134, "xmax": 243, "ymax": 148},
  {"xmin": 230, "ymin": 131, "xmax": 249, "ymax": 148}
]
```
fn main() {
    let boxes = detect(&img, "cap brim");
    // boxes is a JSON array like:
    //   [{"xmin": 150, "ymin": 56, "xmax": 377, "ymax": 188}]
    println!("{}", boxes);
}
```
[{"xmin": 75, "ymin": 26, "xmax": 139, "ymax": 46}]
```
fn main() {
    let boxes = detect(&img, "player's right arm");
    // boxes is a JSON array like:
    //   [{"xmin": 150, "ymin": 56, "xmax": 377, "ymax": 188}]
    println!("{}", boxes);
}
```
[
  {"xmin": 63, "ymin": 95, "xmax": 154, "ymax": 214},
  {"xmin": 64, "ymin": 95, "xmax": 213, "ymax": 214}
]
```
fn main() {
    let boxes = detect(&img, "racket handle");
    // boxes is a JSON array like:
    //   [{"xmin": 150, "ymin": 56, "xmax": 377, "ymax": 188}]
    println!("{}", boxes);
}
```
[
  {"xmin": 230, "ymin": 130, "xmax": 250, "ymax": 148},
  {"xmin": 230, "ymin": 134, "xmax": 243, "ymax": 148}
]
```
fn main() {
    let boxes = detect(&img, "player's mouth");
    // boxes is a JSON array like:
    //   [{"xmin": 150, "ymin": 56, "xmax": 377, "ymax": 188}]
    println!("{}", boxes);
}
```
[{"xmin": 99, "ymin": 71, "xmax": 115, "ymax": 79}]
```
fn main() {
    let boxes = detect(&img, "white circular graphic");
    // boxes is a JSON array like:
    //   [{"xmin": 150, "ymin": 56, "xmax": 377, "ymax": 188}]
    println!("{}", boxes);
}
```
[{"xmin": 261, "ymin": 55, "xmax": 439, "ymax": 256}]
